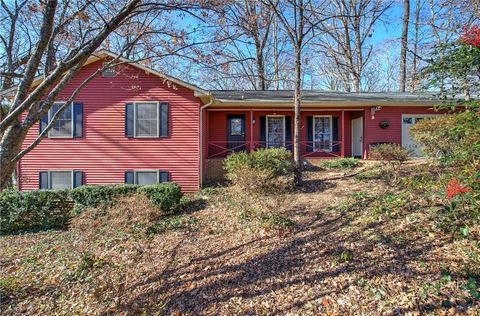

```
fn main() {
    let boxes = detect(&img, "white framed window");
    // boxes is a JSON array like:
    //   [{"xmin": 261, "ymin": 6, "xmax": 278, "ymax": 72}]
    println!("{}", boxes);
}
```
[
  {"xmin": 266, "ymin": 115, "xmax": 285, "ymax": 148},
  {"xmin": 134, "ymin": 102, "xmax": 159, "ymax": 137},
  {"xmin": 40, "ymin": 170, "xmax": 82, "ymax": 190},
  {"xmin": 313, "ymin": 115, "xmax": 332, "ymax": 151},
  {"xmin": 48, "ymin": 102, "xmax": 73, "ymax": 138},
  {"xmin": 135, "ymin": 171, "xmax": 159, "ymax": 185},
  {"xmin": 102, "ymin": 62, "xmax": 116, "ymax": 77},
  {"xmin": 49, "ymin": 171, "xmax": 73, "ymax": 190}
]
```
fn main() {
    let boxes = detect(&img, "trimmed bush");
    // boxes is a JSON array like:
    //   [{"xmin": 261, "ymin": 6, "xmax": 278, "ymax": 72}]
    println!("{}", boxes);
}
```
[
  {"xmin": 370, "ymin": 143, "xmax": 411, "ymax": 184},
  {"xmin": 68, "ymin": 184, "xmax": 140, "ymax": 214},
  {"xmin": 224, "ymin": 148, "xmax": 294, "ymax": 192},
  {"xmin": 0, "ymin": 182, "xmax": 183, "ymax": 235},
  {"xmin": 410, "ymin": 110, "xmax": 480, "ymax": 170},
  {"xmin": 322, "ymin": 158, "xmax": 362, "ymax": 169},
  {"xmin": 137, "ymin": 182, "xmax": 183, "ymax": 213},
  {"xmin": 0, "ymin": 190, "xmax": 72, "ymax": 234}
]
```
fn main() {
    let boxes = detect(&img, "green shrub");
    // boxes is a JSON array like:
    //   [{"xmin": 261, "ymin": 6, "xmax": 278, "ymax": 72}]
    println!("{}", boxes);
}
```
[
  {"xmin": 322, "ymin": 158, "xmax": 362, "ymax": 169},
  {"xmin": 138, "ymin": 182, "xmax": 182, "ymax": 213},
  {"xmin": 1, "ymin": 182, "xmax": 183, "ymax": 235},
  {"xmin": 0, "ymin": 190, "xmax": 72, "ymax": 234},
  {"xmin": 68, "ymin": 184, "xmax": 140, "ymax": 214},
  {"xmin": 370, "ymin": 143, "xmax": 411, "ymax": 183},
  {"xmin": 224, "ymin": 148, "xmax": 294, "ymax": 192},
  {"xmin": 355, "ymin": 168, "xmax": 383, "ymax": 181},
  {"xmin": 410, "ymin": 110, "xmax": 480, "ymax": 171}
]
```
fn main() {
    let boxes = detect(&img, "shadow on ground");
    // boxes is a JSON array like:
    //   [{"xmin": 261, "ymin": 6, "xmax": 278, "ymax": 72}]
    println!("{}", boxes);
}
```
[{"xmin": 116, "ymin": 204, "xmax": 447, "ymax": 315}]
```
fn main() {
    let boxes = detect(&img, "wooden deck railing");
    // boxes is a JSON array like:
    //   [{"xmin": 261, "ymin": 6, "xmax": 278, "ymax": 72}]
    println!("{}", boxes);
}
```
[{"xmin": 207, "ymin": 141, "xmax": 342, "ymax": 158}]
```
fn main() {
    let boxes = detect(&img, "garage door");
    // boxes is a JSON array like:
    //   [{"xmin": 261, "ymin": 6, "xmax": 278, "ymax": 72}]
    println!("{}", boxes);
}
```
[{"xmin": 401, "ymin": 114, "xmax": 438, "ymax": 156}]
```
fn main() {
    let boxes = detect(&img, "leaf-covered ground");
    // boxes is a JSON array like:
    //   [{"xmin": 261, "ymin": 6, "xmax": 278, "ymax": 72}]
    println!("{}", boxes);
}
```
[{"xmin": 1, "ymin": 161, "xmax": 479, "ymax": 315}]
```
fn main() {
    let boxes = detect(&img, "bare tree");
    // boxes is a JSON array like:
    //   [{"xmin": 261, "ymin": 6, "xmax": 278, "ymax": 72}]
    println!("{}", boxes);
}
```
[
  {"xmin": 0, "ymin": 0, "xmax": 213, "ymax": 190},
  {"xmin": 264, "ymin": 0, "xmax": 328, "ymax": 184},
  {"xmin": 315, "ymin": 0, "xmax": 393, "ymax": 92},
  {"xmin": 409, "ymin": 0, "xmax": 423, "ymax": 91},
  {"xmin": 399, "ymin": 0, "xmax": 410, "ymax": 92},
  {"xmin": 198, "ymin": 1, "xmax": 274, "ymax": 90}
]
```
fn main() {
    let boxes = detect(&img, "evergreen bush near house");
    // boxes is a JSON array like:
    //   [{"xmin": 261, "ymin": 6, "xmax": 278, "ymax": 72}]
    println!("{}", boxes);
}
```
[
  {"xmin": 137, "ymin": 182, "xmax": 183, "ymax": 214},
  {"xmin": 369, "ymin": 143, "xmax": 411, "ymax": 184},
  {"xmin": 69, "ymin": 184, "xmax": 140, "ymax": 214},
  {"xmin": 0, "ymin": 190, "xmax": 72, "ymax": 234},
  {"xmin": 410, "ymin": 109, "xmax": 480, "ymax": 171},
  {"xmin": 0, "ymin": 183, "xmax": 183, "ymax": 235},
  {"xmin": 322, "ymin": 157, "xmax": 362, "ymax": 170},
  {"xmin": 224, "ymin": 148, "xmax": 294, "ymax": 192}
]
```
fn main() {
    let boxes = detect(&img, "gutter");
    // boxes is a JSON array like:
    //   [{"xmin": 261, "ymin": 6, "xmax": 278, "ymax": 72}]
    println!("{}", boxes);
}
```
[{"xmin": 199, "ymin": 93, "xmax": 214, "ymax": 188}]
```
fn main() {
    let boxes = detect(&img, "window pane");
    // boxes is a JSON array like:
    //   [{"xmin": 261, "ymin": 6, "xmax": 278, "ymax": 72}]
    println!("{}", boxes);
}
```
[
  {"xmin": 230, "ymin": 118, "xmax": 242, "ymax": 136},
  {"xmin": 136, "ymin": 103, "xmax": 158, "ymax": 137},
  {"xmin": 267, "ymin": 117, "xmax": 284, "ymax": 148},
  {"xmin": 136, "ymin": 172, "xmax": 158, "ymax": 185},
  {"xmin": 414, "ymin": 117, "xmax": 424, "ymax": 123},
  {"xmin": 314, "ymin": 117, "xmax": 331, "ymax": 150},
  {"xmin": 49, "ymin": 103, "xmax": 72, "ymax": 137},
  {"xmin": 50, "ymin": 171, "xmax": 72, "ymax": 190}
]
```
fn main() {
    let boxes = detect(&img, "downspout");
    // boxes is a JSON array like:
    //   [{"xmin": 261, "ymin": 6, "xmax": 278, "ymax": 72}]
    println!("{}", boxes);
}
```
[{"xmin": 199, "ymin": 94, "xmax": 214, "ymax": 188}]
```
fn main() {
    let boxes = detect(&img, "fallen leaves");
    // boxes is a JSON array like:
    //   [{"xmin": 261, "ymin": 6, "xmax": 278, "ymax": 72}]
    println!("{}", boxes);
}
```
[{"xmin": 1, "ymin": 161, "xmax": 479, "ymax": 315}]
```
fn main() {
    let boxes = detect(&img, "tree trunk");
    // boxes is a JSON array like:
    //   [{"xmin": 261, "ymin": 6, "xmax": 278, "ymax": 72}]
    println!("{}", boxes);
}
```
[
  {"xmin": 352, "ymin": 74, "xmax": 360, "ymax": 93},
  {"xmin": 255, "ymin": 46, "xmax": 267, "ymax": 90},
  {"xmin": 0, "ymin": 123, "xmax": 26, "ymax": 191},
  {"xmin": 273, "ymin": 15, "xmax": 280, "ymax": 90},
  {"xmin": 400, "ymin": 0, "xmax": 410, "ymax": 92},
  {"xmin": 293, "ymin": 48, "xmax": 302, "ymax": 185},
  {"xmin": 410, "ymin": 0, "xmax": 420, "ymax": 91}
]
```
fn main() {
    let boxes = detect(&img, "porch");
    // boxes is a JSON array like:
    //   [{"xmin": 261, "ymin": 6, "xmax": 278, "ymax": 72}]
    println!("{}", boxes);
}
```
[{"xmin": 205, "ymin": 108, "xmax": 365, "ymax": 159}]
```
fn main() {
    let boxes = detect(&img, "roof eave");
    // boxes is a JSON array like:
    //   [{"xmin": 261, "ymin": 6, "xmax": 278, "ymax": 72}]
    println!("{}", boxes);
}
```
[
  {"xmin": 211, "ymin": 99, "xmax": 439, "ymax": 107},
  {"xmin": 0, "ymin": 49, "xmax": 210, "ymax": 98}
]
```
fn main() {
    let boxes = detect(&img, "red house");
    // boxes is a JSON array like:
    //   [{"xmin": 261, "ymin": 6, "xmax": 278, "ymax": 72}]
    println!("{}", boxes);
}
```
[{"xmin": 4, "ymin": 51, "xmax": 444, "ymax": 192}]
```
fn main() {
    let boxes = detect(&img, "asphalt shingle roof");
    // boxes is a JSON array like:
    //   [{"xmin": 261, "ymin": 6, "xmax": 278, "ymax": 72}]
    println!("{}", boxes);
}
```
[{"xmin": 210, "ymin": 90, "xmax": 451, "ymax": 103}]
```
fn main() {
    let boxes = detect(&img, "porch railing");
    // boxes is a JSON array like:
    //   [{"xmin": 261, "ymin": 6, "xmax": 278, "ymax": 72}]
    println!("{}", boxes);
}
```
[{"xmin": 207, "ymin": 141, "xmax": 343, "ymax": 158}]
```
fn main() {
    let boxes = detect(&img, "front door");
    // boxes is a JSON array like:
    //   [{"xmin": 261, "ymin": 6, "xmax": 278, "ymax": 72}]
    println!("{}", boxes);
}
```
[
  {"xmin": 227, "ymin": 114, "xmax": 246, "ymax": 151},
  {"xmin": 266, "ymin": 116, "xmax": 285, "ymax": 148},
  {"xmin": 351, "ymin": 117, "xmax": 363, "ymax": 157}
]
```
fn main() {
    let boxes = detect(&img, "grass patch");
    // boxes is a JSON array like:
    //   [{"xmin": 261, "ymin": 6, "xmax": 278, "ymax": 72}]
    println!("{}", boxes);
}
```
[
  {"xmin": 355, "ymin": 168, "xmax": 383, "ymax": 181},
  {"xmin": 147, "ymin": 215, "xmax": 197, "ymax": 235},
  {"xmin": 322, "ymin": 158, "xmax": 362, "ymax": 170},
  {"xmin": 238, "ymin": 209, "xmax": 295, "ymax": 230}
]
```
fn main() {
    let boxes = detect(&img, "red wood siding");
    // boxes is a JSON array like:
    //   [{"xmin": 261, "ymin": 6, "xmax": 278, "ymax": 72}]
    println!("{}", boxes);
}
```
[
  {"xmin": 19, "ymin": 60, "xmax": 201, "ymax": 192},
  {"xmin": 206, "ymin": 109, "xmax": 355, "ymax": 158},
  {"xmin": 363, "ymin": 106, "xmax": 441, "ymax": 157},
  {"xmin": 206, "ymin": 106, "xmax": 443, "ymax": 161}
]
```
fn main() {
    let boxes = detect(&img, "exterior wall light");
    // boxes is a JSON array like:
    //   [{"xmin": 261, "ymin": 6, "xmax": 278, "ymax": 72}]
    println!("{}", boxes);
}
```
[{"xmin": 370, "ymin": 106, "xmax": 381, "ymax": 119}]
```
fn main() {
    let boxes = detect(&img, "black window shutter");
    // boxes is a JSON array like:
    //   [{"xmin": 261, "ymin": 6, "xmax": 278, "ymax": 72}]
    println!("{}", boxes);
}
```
[
  {"xmin": 160, "ymin": 103, "xmax": 169, "ymax": 137},
  {"xmin": 159, "ymin": 171, "xmax": 169, "ymax": 183},
  {"xmin": 39, "ymin": 113, "xmax": 49, "ymax": 136},
  {"xmin": 38, "ymin": 101, "xmax": 48, "ymax": 136},
  {"xmin": 307, "ymin": 116, "xmax": 313, "ymax": 152},
  {"xmin": 125, "ymin": 171, "xmax": 134, "ymax": 184},
  {"xmin": 285, "ymin": 116, "xmax": 292, "ymax": 151},
  {"xmin": 73, "ymin": 103, "xmax": 83, "ymax": 138},
  {"xmin": 332, "ymin": 117, "xmax": 339, "ymax": 152},
  {"xmin": 125, "ymin": 103, "xmax": 134, "ymax": 137},
  {"xmin": 259, "ymin": 116, "xmax": 266, "ymax": 148},
  {"xmin": 39, "ymin": 172, "xmax": 49, "ymax": 189},
  {"xmin": 73, "ymin": 171, "xmax": 83, "ymax": 188}
]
